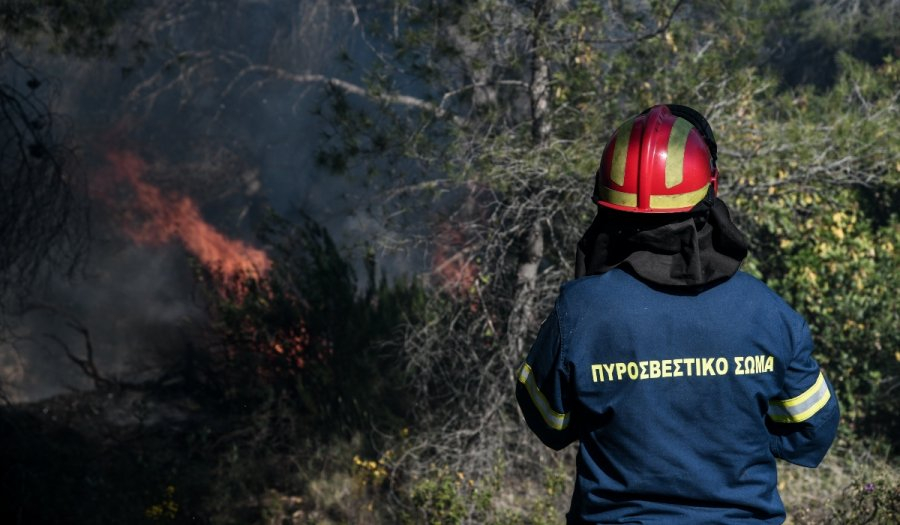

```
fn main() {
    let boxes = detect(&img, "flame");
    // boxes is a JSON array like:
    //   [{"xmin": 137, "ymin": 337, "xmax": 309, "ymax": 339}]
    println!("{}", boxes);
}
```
[
  {"xmin": 99, "ymin": 150, "xmax": 271, "ymax": 281},
  {"xmin": 236, "ymin": 314, "xmax": 311, "ymax": 370},
  {"xmin": 228, "ymin": 308, "xmax": 335, "ymax": 372},
  {"xmin": 431, "ymin": 224, "xmax": 478, "ymax": 295},
  {"xmin": 96, "ymin": 148, "xmax": 337, "ymax": 373}
]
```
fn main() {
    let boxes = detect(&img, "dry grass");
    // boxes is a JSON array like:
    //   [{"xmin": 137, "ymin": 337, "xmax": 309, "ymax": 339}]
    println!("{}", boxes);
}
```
[
  {"xmin": 265, "ymin": 434, "xmax": 899, "ymax": 524},
  {"xmin": 780, "ymin": 436, "xmax": 900, "ymax": 524}
]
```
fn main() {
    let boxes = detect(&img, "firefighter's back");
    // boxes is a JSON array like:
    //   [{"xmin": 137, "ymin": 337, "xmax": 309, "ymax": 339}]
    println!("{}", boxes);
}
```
[{"xmin": 558, "ymin": 269, "xmax": 816, "ymax": 524}]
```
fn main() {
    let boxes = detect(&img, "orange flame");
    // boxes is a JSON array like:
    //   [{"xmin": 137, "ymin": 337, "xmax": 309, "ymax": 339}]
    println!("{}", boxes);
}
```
[
  {"xmin": 99, "ymin": 150, "xmax": 271, "ymax": 281},
  {"xmin": 432, "ymin": 224, "xmax": 478, "ymax": 296}
]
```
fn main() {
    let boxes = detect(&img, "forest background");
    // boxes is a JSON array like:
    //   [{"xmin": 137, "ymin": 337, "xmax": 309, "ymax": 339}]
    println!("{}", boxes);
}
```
[{"xmin": 1, "ymin": 0, "xmax": 899, "ymax": 523}]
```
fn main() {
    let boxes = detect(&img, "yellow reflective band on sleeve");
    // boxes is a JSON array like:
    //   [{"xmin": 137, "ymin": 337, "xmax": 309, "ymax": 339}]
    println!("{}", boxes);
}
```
[
  {"xmin": 517, "ymin": 363, "xmax": 570, "ymax": 431},
  {"xmin": 768, "ymin": 372, "xmax": 831, "ymax": 423}
]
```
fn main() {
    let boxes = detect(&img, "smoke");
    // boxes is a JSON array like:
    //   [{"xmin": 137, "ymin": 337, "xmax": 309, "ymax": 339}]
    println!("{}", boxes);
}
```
[
  {"xmin": 0, "ymin": 0, "xmax": 411, "ymax": 401},
  {"xmin": 1, "ymin": 244, "xmax": 200, "ymax": 402}
]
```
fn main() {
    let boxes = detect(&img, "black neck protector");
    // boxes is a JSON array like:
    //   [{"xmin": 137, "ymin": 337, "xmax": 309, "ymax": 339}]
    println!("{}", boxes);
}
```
[{"xmin": 574, "ymin": 190, "xmax": 749, "ymax": 291}]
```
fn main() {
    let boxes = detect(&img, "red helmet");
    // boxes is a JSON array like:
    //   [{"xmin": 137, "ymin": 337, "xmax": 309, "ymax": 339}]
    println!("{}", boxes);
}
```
[{"xmin": 593, "ymin": 105, "xmax": 718, "ymax": 213}]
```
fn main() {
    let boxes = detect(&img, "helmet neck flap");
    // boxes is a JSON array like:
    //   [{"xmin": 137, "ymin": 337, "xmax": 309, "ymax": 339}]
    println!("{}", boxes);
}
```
[{"xmin": 574, "ymin": 191, "xmax": 749, "ymax": 289}]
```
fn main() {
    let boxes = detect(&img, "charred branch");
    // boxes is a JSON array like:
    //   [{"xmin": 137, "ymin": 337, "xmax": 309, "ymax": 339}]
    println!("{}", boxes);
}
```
[
  {"xmin": 0, "ymin": 51, "xmax": 87, "ymax": 308},
  {"xmin": 47, "ymin": 328, "xmax": 110, "ymax": 391},
  {"xmin": 22, "ymin": 302, "xmax": 144, "ymax": 392}
]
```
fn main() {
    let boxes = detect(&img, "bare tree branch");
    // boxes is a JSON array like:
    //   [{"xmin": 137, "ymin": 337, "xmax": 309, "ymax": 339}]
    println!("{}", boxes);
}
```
[
  {"xmin": 0, "ymin": 50, "xmax": 87, "ymax": 307},
  {"xmin": 581, "ymin": 0, "xmax": 687, "ymax": 45}
]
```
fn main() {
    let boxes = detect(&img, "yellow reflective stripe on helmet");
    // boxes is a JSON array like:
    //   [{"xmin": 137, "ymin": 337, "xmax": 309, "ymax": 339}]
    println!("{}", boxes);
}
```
[
  {"xmin": 597, "ymin": 185, "xmax": 707, "ymax": 211},
  {"xmin": 610, "ymin": 120, "xmax": 634, "ymax": 186},
  {"xmin": 665, "ymin": 118, "xmax": 693, "ymax": 189},
  {"xmin": 517, "ymin": 363, "xmax": 570, "ymax": 431},
  {"xmin": 768, "ymin": 372, "xmax": 831, "ymax": 423},
  {"xmin": 649, "ymin": 185, "xmax": 709, "ymax": 210},
  {"xmin": 596, "ymin": 186, "xmax": 638, "ymax": 208}
]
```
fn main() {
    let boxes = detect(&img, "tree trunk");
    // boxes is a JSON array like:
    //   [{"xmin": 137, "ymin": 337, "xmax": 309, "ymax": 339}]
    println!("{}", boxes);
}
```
[
  {"xmin": 530, "ymin": 0, "xmax": 551, "ymax": 145},
  {"xmin": 509, "ymin": 218, "xmax": 545, "ymax": 356},
  {"xmin": 510, "ymin": 0, "xmax": 552, "ymax": 357}
]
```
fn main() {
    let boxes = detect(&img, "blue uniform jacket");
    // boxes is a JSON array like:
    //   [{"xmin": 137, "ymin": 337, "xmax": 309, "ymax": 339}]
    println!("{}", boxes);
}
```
[{"xmin": 516, "ymin": 269, "xmax": 839, "ymax": 524}]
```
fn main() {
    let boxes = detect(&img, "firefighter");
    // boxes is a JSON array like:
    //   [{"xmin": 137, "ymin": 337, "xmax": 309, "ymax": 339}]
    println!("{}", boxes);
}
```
[{"xmin": 516, "ymin": 105, "xmax": 839, "ymax": 524}]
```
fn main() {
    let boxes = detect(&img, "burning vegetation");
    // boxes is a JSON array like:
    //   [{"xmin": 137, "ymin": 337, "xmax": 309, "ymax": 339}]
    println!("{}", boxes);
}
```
[
  {"xmin": 89, "ymin": 148, "xmax": 321, "ymax": 372},
  {"xmin": 95, "ymin": 149, "xmax": 271, "ymax": 288},
  {"xmin": 431, "ymin": 224, "xmax": 479, "ymax": 296}
]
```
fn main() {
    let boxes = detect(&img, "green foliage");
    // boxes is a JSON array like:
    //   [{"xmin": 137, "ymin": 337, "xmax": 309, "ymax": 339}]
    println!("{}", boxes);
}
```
[
  {"xmin": 0, "ymin": 0, "xmax": 135, "ymax": 57},
  {"xmin": 395, "ymin": 459, "xmax": 571, "ymax": 525},
  {"xmin": 763, "ymin": 0, "xmax": 900, "ymax": 88},
  {"xmin": 720, "ymin": 55, "xmax": 900, "ymax": 439},
  {"xmin": 405, "ymin": 466, "xmax": 468, "ymax": 525},
  {"xmin": 764, "ymin": 200, "xmax": 900, "ymax": 433}
]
